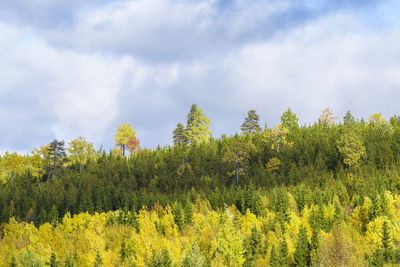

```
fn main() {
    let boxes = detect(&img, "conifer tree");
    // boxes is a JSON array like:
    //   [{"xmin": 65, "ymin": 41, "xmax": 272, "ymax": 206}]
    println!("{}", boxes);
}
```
[
  {"xmin": 278, "ymin": 239, "xmax": 289, "ymax": 267},
  {"xmin": 381, "ymin": 221, "xmax": 393, "ymax": 263},
  {"xmin": 49, "ymin": 251, "xmax": 58, "ymax": 267},
  {"xmin": 172, "ymin": 123, "xmax": 187, "ymax": 146},
  {"xmin": 46, "ymin": 139, "xmax": 67, "ymax": 178},
  {"xmin": 241, "ymin": 110, "xmax": 261, "ymax": 135},
  {"xmin": 294, "ymin": 226, "xmax": 311, "ymax": 267},
  {"xmin": 343, "ymin": 110, "xmax": 356, "ymax": 126},
  {"xmin": 185, "ymin": 104, "xmax": 212, "ymax": 145},
  {"xmin": 269, "ymin": 245, "xmax": 278, "ymax": 267}
]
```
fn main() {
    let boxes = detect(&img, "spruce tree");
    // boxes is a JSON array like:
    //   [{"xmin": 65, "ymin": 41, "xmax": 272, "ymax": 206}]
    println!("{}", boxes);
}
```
[
  {"xmin": 269, "ymin": 245, "xmax": 278, "ymax": 266},
  {"xmin": 381, "ymin": 221, "xmax": 393, "ymax": 263},
  {"xmin": 172, "ymin": 123, "xmax": 187, "ymax": 146},
  {"xmin": 278, "ymin": 239, "xmax": 289, "ymax": 267},
  {"xmin": 94, "ymin": 251, "xmax": 103, "ymax": 267},
  {"xmin": 294, "ymin": 226, "xmax": 311, "ymax": 267},
  {"xmin": 241, "ymin": 110, "xmax": 261, "ymax": 135},
  {"xmin": 50, "ymin": 251, "xmax": 58, "ymax": 267}
]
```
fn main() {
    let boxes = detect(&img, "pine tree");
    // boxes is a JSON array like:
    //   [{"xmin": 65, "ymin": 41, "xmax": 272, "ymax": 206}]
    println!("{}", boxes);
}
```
[
  {"xmin": 241, "ymin": 110, "xmax": 261, "ymax": 135},
  {"xmin": 172, "ymin": 123, "xmax": 187, "ymax": 146},
  {"xmin": 46, "ymin": 139, "xmax": 67, "ymax": 178},
  {"xmin": 294, "ymin": 226, "xmax": 311, "ymax": 267}
]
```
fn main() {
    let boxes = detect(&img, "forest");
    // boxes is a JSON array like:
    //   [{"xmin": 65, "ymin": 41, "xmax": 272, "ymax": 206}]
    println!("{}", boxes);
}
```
[{"xmin": 1, "ymin": 105, "xmax": 400, "ymax": 266}]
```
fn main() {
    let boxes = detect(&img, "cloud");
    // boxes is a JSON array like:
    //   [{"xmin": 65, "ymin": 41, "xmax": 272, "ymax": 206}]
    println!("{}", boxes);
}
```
[
  {"xmin": 0, "ymin": 23, "xmax": 134, "ymax": 151},
  {"xmin": 1, "ymin": 0, "xmax": 400, "ymax": 153}
]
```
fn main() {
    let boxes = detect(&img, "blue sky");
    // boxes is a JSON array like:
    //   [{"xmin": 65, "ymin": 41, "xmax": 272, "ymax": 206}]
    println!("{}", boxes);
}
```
[{"xmin": 1, "ymin": 0, "xmax": 400, "ymax": 152}]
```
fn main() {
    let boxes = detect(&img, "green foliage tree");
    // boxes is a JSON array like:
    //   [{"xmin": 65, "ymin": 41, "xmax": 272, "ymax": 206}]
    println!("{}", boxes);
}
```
[
  {"xmin": 68, "ymin": 136, "xmax": 96, "ymax": 173},
  {"xmin": 343, "ymin": 110, "xmax": 356, "ymax": 126},
  {"xmin": 49, "ymin": 251, "xmax": 59, "ymax": 267},
  {"xmin": 280, "ymin": 108, "xmax": 299, "ymax": 132},
  {"xmin": 241, "ymin": 110, "xmax": 261, "ymax": 135},
  {"xmin": 222, "ymin": 139, "xmax": 250, "ymax": 186},
  {"xmin": 337, "ymin": 131, "xmax": 367, "ymax": 169},
  {"xmin": 381, "ymin": 221, "xmax": 393, "ymax": 263},
  {"xmin": 172, "ymin": 123, "xmax": 187, "ymax": 146},
  {"xmin": 149, "ymin": 247, "xmax": 172, "ymax": 267},
  {"xmin": 269, "ymin": 245, "xmax": 278, "ymax": 266},
  {"xmin": 94, "ymin": 251, "xmax": 103, "ymax": 267},
  {"xmin": 47, "ymin": 139, "xmax": 67, "ymax": 178},
  {"xmin": 181, "ymin": 242, "xmax": 206, "ymax": 267},
  {"xmin": 294, "ymin": 226, "xmax": 311, "ymax": 267},
  {"xmin": 278, "ymin": 239, "xmax": 289, "ymax": 267},
  {"xmin": 185, "ymin": 104, "xmax": 212, "ymax": 145}
]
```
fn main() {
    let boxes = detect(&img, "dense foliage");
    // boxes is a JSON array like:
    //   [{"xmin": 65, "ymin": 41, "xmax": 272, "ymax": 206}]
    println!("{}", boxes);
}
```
[{"xmin": 1, "ymin": 108, "xmax": 400, "ymax": 266}]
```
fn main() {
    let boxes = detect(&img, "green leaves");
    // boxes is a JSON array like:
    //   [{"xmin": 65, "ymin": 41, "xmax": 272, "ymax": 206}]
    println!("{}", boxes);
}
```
[{"xmin": 337, "ymin": 131, "xmax": 366, "ymax": 169}]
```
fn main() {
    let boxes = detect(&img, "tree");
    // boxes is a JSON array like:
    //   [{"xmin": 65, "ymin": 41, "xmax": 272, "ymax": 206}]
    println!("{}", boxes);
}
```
[
  {"xmin": 114, "ymin": 123, "xmax": 136, "ymax": 156},
  {"xmin": 222, "ymin": 139, "xmax": 250, "ymax": 186},
  {"xmin": 172, "ymin": 123, "xmax": 187, "ymax": 146},
  {"xmin": 185, "ymin": 104, "xmax": 212, "ymax": 145},
  {"xmin": 337, "ymin": 131, "xmax": 367, "ymax": 169},
  {"xmin": 318, "ymin": 107, "xmax": 337, "ymax": 127},
  {"xmin": 29, "ymin": 145, "xmax": 49, "ymax": 180},
  {"xmin": 294, "ymin": 226, "xmax": 311, "ymax": 267},
  {"xmin": 241, "ymin": 110, "xmax": 261, "ymax": 135},
  {"xmin": 68, "ymin": 137, "xmax": 96, "ymax": 173},
  {"xmin": 264, "ymin": 124, "xmax": 293, "ymax": 152},
  {"xmin": 126, "ymin": 135, "xmax": 140, "ymax": 155},
  {"xmin": 269, "ymin": 245, "xmax": 278, "ymax": 266},
  {"xmin": 182, "ymin": 242, "xmax": 206, "ymax": 267},
  {"xmin": 381, "ymin": 221, "xmax": 393, "ymax": 263},
  {"xmin": 343, "ymin": 110, "xmax": 355, "ymax": 126},
  {"xmin": 49, "ymin": 251, "xmax": 59, "ymax": 267},
  {"xmin": 149, "ymin": 248, "xmax": 172, "ymax": 267},
  {"xmin": 266, "ymin": 157, "xmax": 281, "ymax": 175},
  {"xmin": 278, "ymin": 239, "xmax": 289, "ymax": 267},
  {"xmin": 280, "ymin": 108, "xmax": 299, "ymax": 132},
  {"xmin": 3, "ymin": 152, "xmax": 24, "ymax": 179},
  {"xmin": 47, "ymin": 139, "xmax": 67, "ymax": 178}
]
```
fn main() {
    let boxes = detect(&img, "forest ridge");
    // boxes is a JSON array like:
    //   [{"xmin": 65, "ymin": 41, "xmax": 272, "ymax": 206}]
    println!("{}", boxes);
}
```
[{"xmin": 1, "ymin": 106, "xmax": 400, "ymax": 266}]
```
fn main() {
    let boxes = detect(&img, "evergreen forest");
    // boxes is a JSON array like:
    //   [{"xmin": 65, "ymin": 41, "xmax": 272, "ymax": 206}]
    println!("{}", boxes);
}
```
[{"xmin": 1, "ymin": 106, "xmax": 400, "ymax": 266}]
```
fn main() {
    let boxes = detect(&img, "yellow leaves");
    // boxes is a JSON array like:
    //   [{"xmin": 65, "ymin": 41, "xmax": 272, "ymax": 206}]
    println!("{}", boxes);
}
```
[
  {"xmin": 265, "ymin": 157, "xmax": 281, "ymax": 173},
  {"xmin": 263, "ymin": 124, "xmax": 293, "ymax": 152},
  {"xmin": 114, "ymin": 123, "xmax": 137, "ymax": 156},
  {"xmin": 318, "ymin": 107, "xmax": 337, "ymax": 127},
  {"xmin": 68, "ymin": 136, "xmax": 96, "ymax": 167}
]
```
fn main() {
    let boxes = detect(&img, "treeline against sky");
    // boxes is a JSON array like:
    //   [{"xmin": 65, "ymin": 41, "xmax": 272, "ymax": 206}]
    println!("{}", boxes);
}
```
[{"xmin": 1, "ymin": 107, "xmax": 400, "ymax": 265}]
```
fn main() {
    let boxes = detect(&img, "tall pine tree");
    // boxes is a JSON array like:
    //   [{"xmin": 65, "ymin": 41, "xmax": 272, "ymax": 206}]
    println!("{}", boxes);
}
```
[{"xmin": 241, "ymin": 110, "xmax": 261, "ymax": 135}]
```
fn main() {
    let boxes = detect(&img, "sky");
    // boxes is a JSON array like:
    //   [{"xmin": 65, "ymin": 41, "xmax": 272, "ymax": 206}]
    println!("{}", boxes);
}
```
[{"xmin": 1, "ymin": 0, "xmax": 400, "ymax": 153}]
